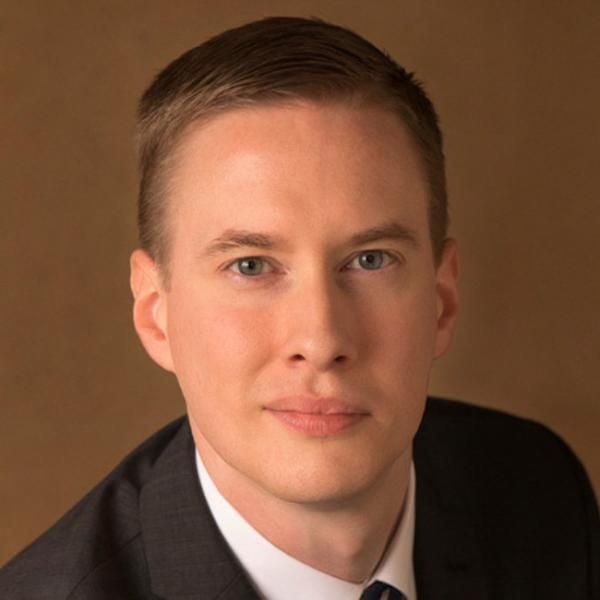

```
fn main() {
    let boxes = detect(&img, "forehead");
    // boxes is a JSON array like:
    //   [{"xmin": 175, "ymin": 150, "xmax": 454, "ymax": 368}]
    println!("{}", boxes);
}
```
[
  {"xmin": 165, "ymin": 101, "xmax": 430, "ymax": 248},
  {"xmin": 176, "ymin": 98, "xmax": 420, "ymax": 165}
]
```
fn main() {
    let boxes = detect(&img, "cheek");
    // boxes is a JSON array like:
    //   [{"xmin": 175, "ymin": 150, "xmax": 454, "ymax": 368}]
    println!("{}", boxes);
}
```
[
  {"xmin": 370, "ymin": 288, "xmax": 439, "ymax": 392},
  {"xmin": 372, "ymin": 281, "xmax": 438, "ymax": 347},
  {"xmin": 167, "ymin": 294, "xmax": 273, "ymax": 396}
]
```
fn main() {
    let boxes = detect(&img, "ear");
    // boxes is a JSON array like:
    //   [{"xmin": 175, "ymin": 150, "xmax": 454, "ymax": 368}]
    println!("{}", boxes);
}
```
[
  {"xmin": 433, "ymin": 238, "xmax": 459, "ymax": 359},
  {"xmin": 130, "ymin": 249, "xmax": 174, "ymax": 372}
]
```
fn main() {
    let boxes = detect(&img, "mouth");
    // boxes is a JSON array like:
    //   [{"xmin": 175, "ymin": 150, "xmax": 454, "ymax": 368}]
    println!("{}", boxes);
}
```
[{"xmin": 264, "ymin": 396, "xmax": 369, "ymax": 437}]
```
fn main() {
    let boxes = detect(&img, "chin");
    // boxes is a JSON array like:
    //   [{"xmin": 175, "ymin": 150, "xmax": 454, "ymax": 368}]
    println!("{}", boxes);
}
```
[{"xmin": 255, "ymin": 452, "xmax": 402, "ymax": 507}]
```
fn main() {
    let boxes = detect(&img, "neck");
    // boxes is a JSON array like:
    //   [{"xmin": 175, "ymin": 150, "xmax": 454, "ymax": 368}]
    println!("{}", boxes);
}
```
[{"xmin": 194, "ymin": 429, "xmax": 411, "ymax": 583}]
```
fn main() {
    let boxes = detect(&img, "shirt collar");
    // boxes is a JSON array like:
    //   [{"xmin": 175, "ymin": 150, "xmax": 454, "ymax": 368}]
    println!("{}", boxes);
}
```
[{"xmin": 196, "ymin": 450, "xmax": 417, "ymax": 600}]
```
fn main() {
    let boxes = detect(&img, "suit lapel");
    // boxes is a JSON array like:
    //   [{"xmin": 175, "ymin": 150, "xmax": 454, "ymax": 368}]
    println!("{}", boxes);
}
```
[
  {"xmin": 139, "ymin": 419, "xmax": 259, "ymax": 600},
  {"xmin": 139, "ymin": 400, "xmax": 488, "ymax": 599},
  {"xmin": 412, "ymin": 399, "xmax": 489, "ymax": 600}
]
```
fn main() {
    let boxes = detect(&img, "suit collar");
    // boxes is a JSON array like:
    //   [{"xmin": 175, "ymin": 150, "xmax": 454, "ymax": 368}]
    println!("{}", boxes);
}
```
[
  {"xmin": 139, "ymin": 399, "xmax": 489, "ymax": 600},
  {"xmin": 139, "ymin": 418, "xmax": 259, "ymax": 600},
  {"xmin": 412, "ymin": 398, "xmax": 489, "ymax": 599}
]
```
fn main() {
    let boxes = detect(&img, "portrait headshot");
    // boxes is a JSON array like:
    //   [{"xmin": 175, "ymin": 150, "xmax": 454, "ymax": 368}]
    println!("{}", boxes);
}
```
[{"xmin": 1, "ymin": 3, "xmax": 599, "ymax": 599}]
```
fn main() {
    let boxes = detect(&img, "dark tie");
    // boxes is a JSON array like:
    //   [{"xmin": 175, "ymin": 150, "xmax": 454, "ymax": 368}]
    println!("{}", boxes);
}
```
[{"xmin": 360, "ymin": 580, "xmax": 406, "ymax": 600}]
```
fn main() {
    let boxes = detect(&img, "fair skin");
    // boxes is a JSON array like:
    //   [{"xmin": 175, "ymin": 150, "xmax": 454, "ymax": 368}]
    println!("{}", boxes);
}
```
[{"xmin": 130, "ymin": 101, "xmax": 458, "ymax": 582}]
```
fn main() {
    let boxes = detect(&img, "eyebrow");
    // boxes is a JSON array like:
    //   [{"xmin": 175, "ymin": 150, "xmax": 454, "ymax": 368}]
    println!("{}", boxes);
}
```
[
  {"xmin": 203, "ymin": 230, "xmax": 286, "ymax": 256},
  {"xmin": 349, "ymin": 221, "xmax": 419, "ymax": 249},
  {"xmin": 201, "ymin": 220, "xmax": 419, "ymax": 257}
]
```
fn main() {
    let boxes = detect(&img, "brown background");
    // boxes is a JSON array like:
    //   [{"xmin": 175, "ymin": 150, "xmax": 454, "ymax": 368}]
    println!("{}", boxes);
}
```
[{"xmin": 1, "ymin": 0, "xmax": 599, "ymax": 566}]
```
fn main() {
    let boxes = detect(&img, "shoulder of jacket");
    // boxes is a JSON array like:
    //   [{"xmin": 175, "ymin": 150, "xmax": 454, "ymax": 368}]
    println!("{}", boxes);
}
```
[{"xmin": 0, "ymin": 416, "xmax": 188, "ymax": 599}]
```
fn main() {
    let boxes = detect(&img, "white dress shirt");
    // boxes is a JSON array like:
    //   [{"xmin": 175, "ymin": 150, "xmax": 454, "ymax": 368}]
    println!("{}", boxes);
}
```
[{"xmin": 195, "ymin": 450, "xmax": 417, "ymax": 600}]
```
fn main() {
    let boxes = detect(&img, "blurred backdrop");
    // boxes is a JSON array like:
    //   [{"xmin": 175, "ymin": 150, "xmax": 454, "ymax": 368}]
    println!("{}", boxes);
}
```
[{"xmin": 1, "ymin": 0, "xmax": 599, "ymax": 565}]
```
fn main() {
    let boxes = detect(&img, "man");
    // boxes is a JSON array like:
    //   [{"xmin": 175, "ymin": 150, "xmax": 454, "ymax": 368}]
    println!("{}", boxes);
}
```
[{"xmin": 1, "ymin": 16, "xmax": 598, "ymax": 600}]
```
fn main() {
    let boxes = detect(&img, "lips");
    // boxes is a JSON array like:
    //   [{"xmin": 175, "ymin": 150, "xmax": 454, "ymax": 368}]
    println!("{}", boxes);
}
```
[{"xmin": 264, "ymin": 396, "xmax": 369, "ymax": 436}]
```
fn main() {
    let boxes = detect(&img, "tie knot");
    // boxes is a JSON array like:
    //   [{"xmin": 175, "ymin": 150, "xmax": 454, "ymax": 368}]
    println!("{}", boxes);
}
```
[{"xmin": 360, "ymin": 580, "xmax": 406, "ymax": 600}]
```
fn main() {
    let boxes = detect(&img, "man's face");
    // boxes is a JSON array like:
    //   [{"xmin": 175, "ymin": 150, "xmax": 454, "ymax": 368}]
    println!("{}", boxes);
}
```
[{"xmin": 134, "ymin": 101, "xmax": 457, "ymax": 506}]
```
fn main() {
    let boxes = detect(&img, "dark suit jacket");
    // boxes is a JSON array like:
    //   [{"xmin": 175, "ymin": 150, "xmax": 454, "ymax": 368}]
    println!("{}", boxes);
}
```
[{"xmin": 1, "ymin": 398, "xmax": 598, "ymax": 599}]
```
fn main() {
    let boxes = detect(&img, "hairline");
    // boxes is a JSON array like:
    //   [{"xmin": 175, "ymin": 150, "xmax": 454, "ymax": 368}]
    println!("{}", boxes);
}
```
[{"xmin": 146, "ymin": 93, "xmax": 443, "ymax": 289}]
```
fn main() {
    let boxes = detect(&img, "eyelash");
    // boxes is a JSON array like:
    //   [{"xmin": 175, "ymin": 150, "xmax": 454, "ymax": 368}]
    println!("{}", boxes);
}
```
[{"xmin": 224, "ymin": 250, "xmax": 400, "ymax": 279}]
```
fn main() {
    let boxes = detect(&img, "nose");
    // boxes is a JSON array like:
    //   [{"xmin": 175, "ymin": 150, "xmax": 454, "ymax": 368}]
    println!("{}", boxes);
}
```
[{"xmin": 282, "ymin": 272, "xmax": 358, "ymax": 372}]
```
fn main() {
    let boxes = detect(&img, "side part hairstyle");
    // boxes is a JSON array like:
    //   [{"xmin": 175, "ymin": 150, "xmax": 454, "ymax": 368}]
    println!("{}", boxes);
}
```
[{"xmin": 137, "ymin": 16, "xmax": 447, "ymax": 285}]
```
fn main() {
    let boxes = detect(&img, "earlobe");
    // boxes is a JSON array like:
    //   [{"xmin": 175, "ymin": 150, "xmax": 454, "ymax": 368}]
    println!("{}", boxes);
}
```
[
  {"xmin": 130, "ymin": 249, "xmax": 175, "ymax": 372},
  {"xmin": 433, "ymin": 238, "xmax": 459, "ymax": 359}
]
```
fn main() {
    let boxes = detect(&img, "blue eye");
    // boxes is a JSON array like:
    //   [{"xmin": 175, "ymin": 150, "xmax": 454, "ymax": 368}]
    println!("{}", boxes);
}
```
[
  {"xmin": 231, "ymin": 257, "xmax": 271, "ymax": 276},
  {"xmin": 348, "ymin": 250, "xmax": 392, "ymax": 271}
]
